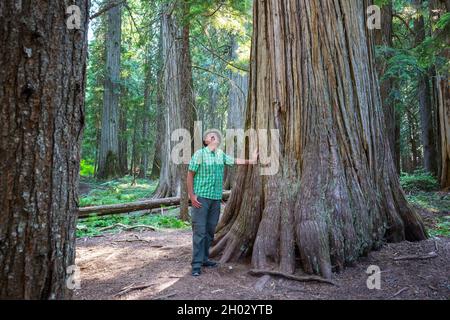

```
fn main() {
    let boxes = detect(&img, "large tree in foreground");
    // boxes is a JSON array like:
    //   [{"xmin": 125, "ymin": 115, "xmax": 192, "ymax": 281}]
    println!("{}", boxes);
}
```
[
  {"xmin": 0, "ymin": 1, "xmax": 89, "ymax": 298},
  {"xmin": 211, "ymin": 0, "xmax": 427, "ymax": 279}
]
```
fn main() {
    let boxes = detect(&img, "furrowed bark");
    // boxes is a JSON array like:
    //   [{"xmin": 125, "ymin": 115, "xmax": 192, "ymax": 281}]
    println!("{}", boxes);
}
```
[
  {"xmin": 211, "ymin": 0, "xmax": 427, "ymax": 279},
  {"xmin": 0, "ymin": 0, "xmax": 89, "ymax": 298}
]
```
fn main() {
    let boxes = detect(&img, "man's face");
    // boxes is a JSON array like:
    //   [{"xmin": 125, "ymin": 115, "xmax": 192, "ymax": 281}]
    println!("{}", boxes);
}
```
[{"xmin": 205, "ymin": 132, "xmax": 220, "ymax": 147}]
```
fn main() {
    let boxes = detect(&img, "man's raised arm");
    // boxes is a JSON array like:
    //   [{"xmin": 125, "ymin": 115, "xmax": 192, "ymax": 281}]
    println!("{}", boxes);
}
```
[{"xmin": 235, "ymin": 149, "xmax": 259, "ymax": 165}]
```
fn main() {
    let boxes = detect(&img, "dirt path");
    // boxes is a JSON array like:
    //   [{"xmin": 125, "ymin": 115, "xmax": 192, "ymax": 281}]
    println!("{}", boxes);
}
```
[{"xmin": 74, "ymin": 229, "xmax": 450, "ymax": 300}]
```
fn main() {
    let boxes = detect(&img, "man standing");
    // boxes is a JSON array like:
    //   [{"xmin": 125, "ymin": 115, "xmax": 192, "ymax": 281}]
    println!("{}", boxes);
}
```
[{"xmin": 187, "ymin": 130, "xmax": 258, "ymax": 276}]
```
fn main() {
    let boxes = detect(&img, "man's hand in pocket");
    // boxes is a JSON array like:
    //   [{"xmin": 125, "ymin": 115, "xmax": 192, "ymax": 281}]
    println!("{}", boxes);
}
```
[{"xmin": 190, "ymin": 194, "xmax": 202, "ymax": 208}]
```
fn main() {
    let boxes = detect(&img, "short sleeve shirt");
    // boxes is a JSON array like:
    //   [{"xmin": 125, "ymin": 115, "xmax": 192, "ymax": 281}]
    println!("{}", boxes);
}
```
[{"xmin": 188, "ymin": 148, "xmax": 235, "ymax": 200}]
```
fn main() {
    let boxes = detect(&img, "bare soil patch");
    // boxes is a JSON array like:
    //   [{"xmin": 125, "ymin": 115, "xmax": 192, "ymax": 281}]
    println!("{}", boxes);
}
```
[{"xmin": 75, "ymin": 229, "xmax": 449, "ymax": 300}]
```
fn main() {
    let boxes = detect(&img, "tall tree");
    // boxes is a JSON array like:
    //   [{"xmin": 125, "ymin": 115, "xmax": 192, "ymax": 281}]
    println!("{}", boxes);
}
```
[
  {"xmin": 227, "ymin": 36, "xmax": 248, "ymax": 132},
  {"xmin": 437, "ymin": 76, "xmax": 449, "ymax": 188},
  {"xmin": 207, "ymin": 80, "xmax": 221, "ymax": 129},
  {"xmin": 130, "ymin": 104, "xmax": 142, "ymax": 182},
  {"xmin": 97, "ymin": 3, "xmax": 122, "ymax": 179},
  {"xmin": 413, "ymin": 0, "xmax": 438, "ymax": 175},
  {"xmin": 178, "ymin": 1, "xmax": 196, "ymax": 221},
  {"xmin": 153, "ymin": 1, "xmax": 195, "ymax": 216},
  {"xmin": 429, "ymin": 0, "xmax": 450, "ymax": 188},
  {"xmin": 0, "ymin": 0, "xmax": 89, "ymax": 298},
  {"xmin": 224, "ymin": 34, "xmax": 249, "ymax": 189},
  {"xmin": 139, "ymin": 47, "xmax": 154, "ymax": 178},
  {"xmin": 153, "ymin": 4, "xmax": 182, "ymax": 198},
  {"xmin": 406, "ymin": 108, "xmax": 422, "ymax": 171},
  {"xmin": 150, "ymin": 18, "xmax": 164, "ymax": 180},
  {"xmin": 118, "ymin": 102, "xmax": 128, "ymax": 175},
  {"xmin": 375, "ymin": 1, "xmax": 400, "ymax": 173},
  {"xmin": 211, "ymin": 0, "xmax": 427, "ymax": 279}
]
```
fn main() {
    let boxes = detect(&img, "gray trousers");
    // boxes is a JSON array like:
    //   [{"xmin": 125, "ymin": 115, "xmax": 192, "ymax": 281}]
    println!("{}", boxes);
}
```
[{"xmin": 191, "ymin": 197, "xmax": 221, "ymax": 269}]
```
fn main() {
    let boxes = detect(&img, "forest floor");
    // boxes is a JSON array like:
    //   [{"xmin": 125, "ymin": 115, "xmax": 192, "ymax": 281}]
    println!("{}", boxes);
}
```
[
  {"xmin": 74, "ymin": 221, "xmax": 450, "ymax": 300},
  {"xmin": 75, "ymin": 176, "xmax": 449, "ymax": 300}
]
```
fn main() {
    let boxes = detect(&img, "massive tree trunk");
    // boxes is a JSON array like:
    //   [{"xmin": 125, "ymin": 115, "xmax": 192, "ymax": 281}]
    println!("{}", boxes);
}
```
[
  {"xmin": 97, "ymin": 3, "xmax": 122, "ymax": 179},
  {"xmin": 413, "ymin": 0, "xmax": 438, "ymax": 175},
  {"xmin": 224, "ymin": 35, "xmax": 249, "ymax": 189},
  {"xmin": 429, "ymin": 0, "xmax": 450, "ymax": 188},
  {"xmin": 374, "ymin": 1, "xmax": 400, "ymax": 173},
  {"xmin": 211, "ymin": 0, "xmax": 427, "ymax": 279},
  {"xmin": 0, "ymin": 0, "xmax": 89, "ymax": 298},
  {"xmin": 153, "ymin": 2, "xmax": 195, "ymax": 209}
]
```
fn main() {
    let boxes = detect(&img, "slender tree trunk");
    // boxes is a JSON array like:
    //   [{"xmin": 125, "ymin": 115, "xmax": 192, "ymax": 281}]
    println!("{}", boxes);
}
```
[
  {"xmin": 413, "ymin": 0, "xmax": 438, "ymax": 175},
  {"xmin": 153, "ymin": 2, "xmax": 195, "ymax": 210},
  {"xmin": 94, "ymin": 126, "xmax": 101, "ymax": 175},
  {"xmin": 395, "ymin": 111, "xmax": 401, "ymax": 172},
  {"xmin": 224, "ymin": 35, "xmax": 249, "ymax": 189},
  {"xmin": 429, "ymin": 0, "xmax": 450, "ymax": 188},
  {"xmin": 153, "ymin": 4, "xmax": 181, "ymax": 198},
  {"xmin": 211, "ymin": 0, "xmax": 427, "ymax": 279},
  {"xmin": 179, "ymin": 1, "xmax": 195, "ymax": 221},
  {"xmin": 139, "ymin": 117, "xmax": 150, "ymax": 178},
  {"xmin": 407, "ymin": 109, "xmax": 421, "ymax": 170},
  {"xmin": 119, "ymin": 102, "xmax": 128, "ymax": 175},
  {"xmin": 0, "ymin": 0, "xmax": 89, "ymax": 298},
  {"xmin": 401, "ymin": 110, "xmax": 414, "ymax": 173},
  {"xmin": 97, "ymin": 3, "xmax": 122, "ymax": 179},
  {"xmin": 150, "ymin": 92, "xmax": 163, "ymax": 180},
  {"xmin": 150, "ymin": 22, "xmax": 164, "ymax": 180},
  {"xmin": 374, "ymin": 1, "xmax": 400, "ymax": 173},
  {"xmin": 139, "ymin": 50, "xmax": 153, "ymax": 179},
  {"xmin": 130, "ymin": 107, "xmax": 142, "ymax": 183},
  {"xmin": 437, "ymin": 77, "xmax": 450, "ymax": 188},
  {"xmin": 207, "ymin": 81, "xmax": 220, "ymax": 129}
]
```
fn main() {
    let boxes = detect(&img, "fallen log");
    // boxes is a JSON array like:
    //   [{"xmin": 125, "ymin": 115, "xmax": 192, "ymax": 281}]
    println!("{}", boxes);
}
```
[{"xmin": 78, "ymin": 190, "xmax": 231, "ymax": 218}]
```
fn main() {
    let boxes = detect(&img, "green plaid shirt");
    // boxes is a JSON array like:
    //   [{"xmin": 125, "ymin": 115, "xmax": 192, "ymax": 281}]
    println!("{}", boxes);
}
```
[{"xmin": 188, "ymin": 147, "xmax": 235, "ymax": 200}]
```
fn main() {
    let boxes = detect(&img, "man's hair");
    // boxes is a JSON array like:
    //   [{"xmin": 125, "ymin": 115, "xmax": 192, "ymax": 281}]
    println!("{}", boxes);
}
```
[{"xmin": 202, "ymin": 129, "xmax": 222, "ymax": 147}]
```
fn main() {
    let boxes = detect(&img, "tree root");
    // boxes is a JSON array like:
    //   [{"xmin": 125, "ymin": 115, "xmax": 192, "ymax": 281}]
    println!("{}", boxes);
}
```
[{"xmin": 248, "ymin": 269, "xmax": 337, "ymax": 286}]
